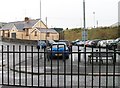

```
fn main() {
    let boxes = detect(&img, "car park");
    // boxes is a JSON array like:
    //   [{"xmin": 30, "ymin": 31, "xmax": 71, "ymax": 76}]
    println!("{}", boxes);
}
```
[{"xmin": 46, "ymin": 42, "xmax": 70, "ymax": 60}]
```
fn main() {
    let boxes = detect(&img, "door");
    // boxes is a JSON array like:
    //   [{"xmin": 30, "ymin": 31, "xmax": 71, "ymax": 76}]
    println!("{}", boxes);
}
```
[{"xmin": 11, "ymin": 33, "xmax": 16, "ymax": 39}]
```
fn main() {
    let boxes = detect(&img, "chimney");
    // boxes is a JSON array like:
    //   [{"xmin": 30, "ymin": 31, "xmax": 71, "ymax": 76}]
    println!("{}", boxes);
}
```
[{"xmin": 24, "ymin": 17, "xmax": 29, "ymax": 23}]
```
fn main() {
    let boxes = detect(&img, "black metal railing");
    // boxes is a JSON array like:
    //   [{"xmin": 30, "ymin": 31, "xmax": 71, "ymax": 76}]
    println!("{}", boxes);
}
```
[{"xmin": 0, "ymin": 45, "xmax": 120, "ymax": 87}]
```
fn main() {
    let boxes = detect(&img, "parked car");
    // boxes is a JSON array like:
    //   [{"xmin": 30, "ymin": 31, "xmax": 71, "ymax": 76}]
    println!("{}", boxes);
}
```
[
  {"xmin": 117, "ymin": 41, "xmax": 120, "ymax": 50},
  {"xmin": 37, "ymin": 40, "xmax": 46, "ymax": 49},
  {"xmin": 58, "ymin": 40, "xmax": 72, "ymax": 50},
  {"xmin": 47, "ymin": 40, "xmax": 55, "ymax": 46},
  {"xmin": 71, "ymin": 39, "xmax": 80, "ymax": 45},
  {"xmin": 108, "ymin": 38, "xmax": 120, "ymax": 49},
  {"xmin": 46, "ymin": 42, "xmax": 70, "ymax": 60},
  {"xmin": 87, "ymin": 40, "xmax": 93, "ymax": 47},
  {"xmin": 97, "ymin": 39, "xmax": 114, "ymax": 48},
  {"xmin": 97, "ymin": 40, "xmax": 107, "ymax": 47},
  {"xmin": 75, "ymin": 40, "xmax": 85, "ymax": 46},
  {"xmin": 90, "ymin": 39, "xmax": 101, "ymax": 47},
  {"xmin": 106, "ymin": 39, "xmax": 114, "ymax": 45},
  {"xmin": 85, "ymin": 40, "xmax": 90, "ymax": 47},
  {"xmin": 58, "ymin": 40, "xmax": 71, "ymax": 46}
]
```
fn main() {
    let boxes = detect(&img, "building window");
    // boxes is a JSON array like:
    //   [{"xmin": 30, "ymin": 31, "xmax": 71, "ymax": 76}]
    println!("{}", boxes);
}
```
[
  {"xmin": 35, "ymin": 31, "xmax": 37, "ymax": 36},
  {"xmin": 26, "ymin": 29, "xmax": 29, "ymax": 36},
  {"xmin": 46, "ymin": 32, "xmax": 50, "ymax": 37},
  {"xmin": 8, "ymin": 32, "xmax": 10, "ymax": 37},
  {"xmin": 2, "ymin": 30, "xmax": 5, "ymax": 37}
]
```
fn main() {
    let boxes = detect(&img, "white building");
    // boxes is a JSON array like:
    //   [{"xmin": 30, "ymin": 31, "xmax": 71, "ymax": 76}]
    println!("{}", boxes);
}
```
[
  {"xmin": 118, "ymin": 1, "xmax": 120, "ymax": 26},
  {"xmin": 111, "ymin": 1, "xmax": 120, "ymax": 27}
]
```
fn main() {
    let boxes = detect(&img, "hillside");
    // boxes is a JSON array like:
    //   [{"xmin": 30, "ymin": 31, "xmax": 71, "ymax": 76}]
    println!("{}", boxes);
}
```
[{"xmin": 64, "ymin": 26, "xmax": 119, "ymax": 41}]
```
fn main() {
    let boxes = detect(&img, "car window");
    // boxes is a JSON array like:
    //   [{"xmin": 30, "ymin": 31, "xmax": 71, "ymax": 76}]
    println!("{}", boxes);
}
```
[
  {"xmin": 58, "ymin": 40, "xmax": 69, "ymax": 45},
  {"xmin": 115, "ymin": 38, "xmax": 120, "ymax": 42},
  {"xmin": 52, "ymin": 45, "xmax": 65, "ymax": 48},
  {"xmin": 40, "ymin": 41, "xmax": 45, "ymax": 43},
  {"xmin": 51, "ymin": 44, "xmax": 68, "ymax": 50}
]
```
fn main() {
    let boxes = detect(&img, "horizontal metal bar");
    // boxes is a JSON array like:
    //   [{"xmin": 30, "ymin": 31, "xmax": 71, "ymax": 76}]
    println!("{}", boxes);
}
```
[
  {"xmin": 1, "ymin": 51, "xmax": 119, "ymax": 54},
  {"xmin": 10, "ymin": 69, "xmax": 120, "ymax": 76}
]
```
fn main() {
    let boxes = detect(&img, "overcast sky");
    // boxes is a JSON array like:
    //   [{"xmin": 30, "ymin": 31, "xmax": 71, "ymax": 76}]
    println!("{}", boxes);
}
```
[{"xmin": 0, "ymin": 0, "xmax": 119, "ymax": 29}]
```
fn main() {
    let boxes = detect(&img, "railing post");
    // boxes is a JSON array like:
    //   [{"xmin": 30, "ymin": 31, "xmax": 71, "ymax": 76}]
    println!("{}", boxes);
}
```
[
  {"xmin": 78, "ymin": 45, "xmax": 80, "ymax": 87},
  {"xmin": 37, "ymin": 46, "xmax": 40, "ymax": 87},
  {"xmin": 13, "ymin": 45, "xmax": 15, "ymax": 85},
  {"xmin": 98, "ymin": 45, "xmax": 101, "ymax": 88},
  {"xmin": 44, "ymin": 47, "xmax": 46, "ymax": 87},
  {"xmin": 31, "ymin": 46, "xmax": 33, "ymax": 87},
  {"xmin": 78, "ymin": 46, "xmax": 81, "ymax": 62},
  {"xmin": 113, "ymin": 45, "xmax": 116, "ymax": 63},
  {"xmin": 91, "ymin": 45, "xmax": 94, "ymax": 87},
  {"xmin": 96, "ymin": 50, "xmax": 98, "ymax": 62},
  {"xmin": 19, "ymin": 45, "xmax": 21, "ymax": 86},
  {"xmin": 2, "ymin": 45, "xmax": 3, "ymax": 85},
  {"xmin": 7, "ymin": 45, "xmax": 9, "ymax": 85},
  {"xmin": 113, "ymin": 44, "xmax": 116, "ymax": 87},
  {"xmin": 71, "ymin": 44, "xmax": 73, "ymax": 87},
  {"xmin": 106, "ymin": 44, "xmax": 108, "ymax": 87},
  {"xmin": 84, "ymin": 46, "xmax": 86, "ymax": 88},
  {"xmin": 25, "ymin": 45, "xmax": 27, "ymax": 86}
]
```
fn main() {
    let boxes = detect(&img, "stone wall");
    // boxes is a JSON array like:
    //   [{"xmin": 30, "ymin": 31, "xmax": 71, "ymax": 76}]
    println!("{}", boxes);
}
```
[{"xmin": 1, "ymin": 37, "xmax": 37, "ymax": 46}]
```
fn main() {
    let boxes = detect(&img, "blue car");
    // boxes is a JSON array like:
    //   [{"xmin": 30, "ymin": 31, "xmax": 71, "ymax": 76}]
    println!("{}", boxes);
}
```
[{"xmin": 46, "ymin": 42, "xmax": 70, "ymax": 60}]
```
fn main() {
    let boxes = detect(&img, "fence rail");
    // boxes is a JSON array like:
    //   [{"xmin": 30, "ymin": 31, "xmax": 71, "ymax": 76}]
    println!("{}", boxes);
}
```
[{"xmin": 0, "ymin": 45, "xmax": 120, "ymax": 87}]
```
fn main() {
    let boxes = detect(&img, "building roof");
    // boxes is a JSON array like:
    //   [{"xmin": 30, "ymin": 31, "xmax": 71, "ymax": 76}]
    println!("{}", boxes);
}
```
[
  {"xmin": 36, "ymin": 28, "xmax": 58, "ymax": 34},
  {"xmin": 111, "ymin": 22, "xmax": 120, "ymax": 27},
  {"xmin": 24, "ymin": 19, "xmax": 39, "ymax": 29},
  {"xmin": 12, "ymin": 19, "xmax": 39, "ymax": 30},
  {"xmin": 0, "ymin": 22, "xmax": 7, "ymax": 28},
  {"xmin": 1, "ymin": 18, "xmax": 46, "ymax": 31},
  {"xmin": 52, "ymin": 28, "xmax": 63, "ymax": 33},
  {"xmin": 1, "ymin": 23, "xmax": 15, "ymax": 30}
]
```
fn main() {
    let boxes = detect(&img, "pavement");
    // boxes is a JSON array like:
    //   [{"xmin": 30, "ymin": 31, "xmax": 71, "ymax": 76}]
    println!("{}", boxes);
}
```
[
  {"xmin": 0, "ymin": 86, "xmax": 29, "ymax": 88},
  {"xmin": 0, "ymin": 85, "xmax": 57, "ymax": 88}
]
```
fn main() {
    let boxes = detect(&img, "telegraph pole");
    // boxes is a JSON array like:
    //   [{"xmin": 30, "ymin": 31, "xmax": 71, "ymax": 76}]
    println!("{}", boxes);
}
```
[
  {"xmin": 40, "ymin": 0, "xmax": 41, "ymax": 29},
  {"xmin": 83, "ymin": 0, "xmax": 86, "ymax": 47},
  {"xmin": 40, "ymin": 0, "xmax": 42, "ymax": 40},
  {"xmin": 83, "ymin": 1, "xmax": 87, "ymax": 87},
  {"xmin": 93, "ymin": 12, "xmax": 95, "ymax": 28}
]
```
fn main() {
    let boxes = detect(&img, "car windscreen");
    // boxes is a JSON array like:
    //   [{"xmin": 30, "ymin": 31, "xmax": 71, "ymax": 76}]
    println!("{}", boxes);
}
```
[
  {"xmin": 52, "ymin": 44, "xmax": 68, "ymax": 50},
  {"xmin": 38, "ymin": 41, "xmax": 45, "ymax": 44}
]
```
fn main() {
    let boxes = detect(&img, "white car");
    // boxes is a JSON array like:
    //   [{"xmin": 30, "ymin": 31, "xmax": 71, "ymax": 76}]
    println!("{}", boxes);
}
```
[
  {"xmin": 97, "ymin": 39, "xmax": 114, "ymax": 47},
  {"xmin": 106, "ymin": 39, "xmax": 114, "ymax": 45},
  {"xmin": 97, "ymin": 40, "xmax": 107, "ymax": 47},
  {"xmin": 76, "ymin": 41, "xmax": 85, "ymax": 46}
]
